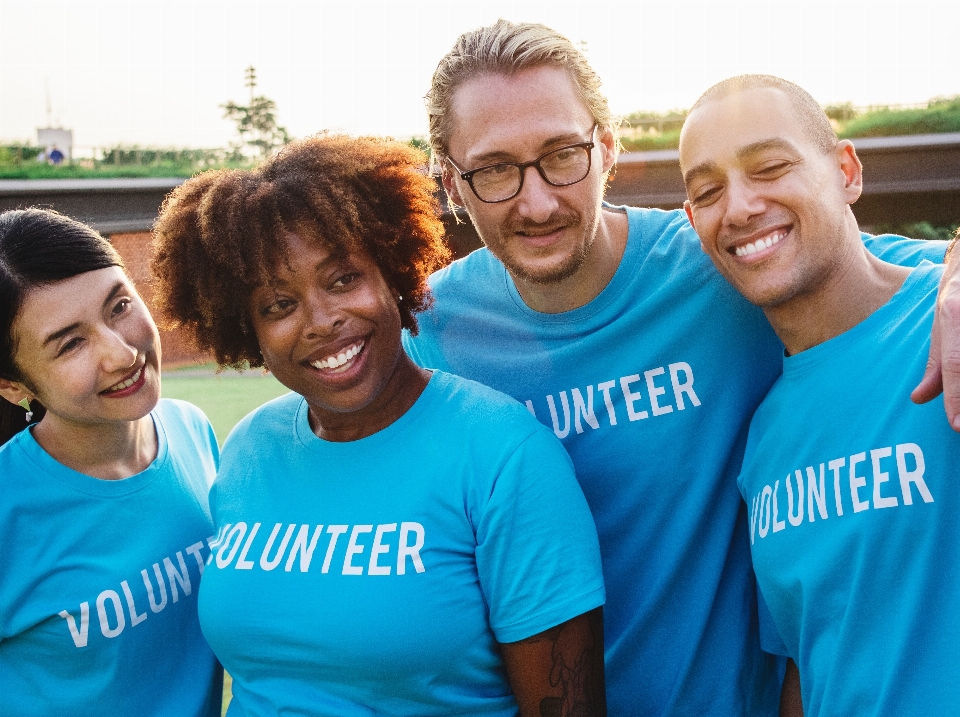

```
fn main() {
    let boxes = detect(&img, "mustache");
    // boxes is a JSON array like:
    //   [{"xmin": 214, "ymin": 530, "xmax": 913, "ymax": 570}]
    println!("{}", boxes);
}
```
[{"xmin": 508, "ymin": 210, "xmax": 582, "ymax": 234}]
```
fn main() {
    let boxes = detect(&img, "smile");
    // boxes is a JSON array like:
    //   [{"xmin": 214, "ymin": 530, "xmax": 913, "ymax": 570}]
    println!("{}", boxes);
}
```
[
  {"xmin": 309, "ymin": 340, "xmax": 365, "ymax": 373},
  {"xmin": 733, "ymin": 229, "xmax": 787, "ymax": 257},
  {"xmin": 101, "ymin": 366, "xmax": 144, "ymax": 395}
]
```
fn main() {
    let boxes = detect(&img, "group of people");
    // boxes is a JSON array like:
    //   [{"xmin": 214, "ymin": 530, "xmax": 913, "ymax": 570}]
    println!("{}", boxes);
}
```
[{"xmin": 0, "ymin": 18, "xmax": 956, "ymax": 717}]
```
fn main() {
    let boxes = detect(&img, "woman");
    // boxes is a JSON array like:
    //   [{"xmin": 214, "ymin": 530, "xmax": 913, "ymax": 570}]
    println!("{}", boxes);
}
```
[
  {"xmin": 0, "ymin": 209, "xmax": 222, "ymax": 716},
  {"xmin": 151, "ymin": 135, "xmax": 607, "ymax": 717}
]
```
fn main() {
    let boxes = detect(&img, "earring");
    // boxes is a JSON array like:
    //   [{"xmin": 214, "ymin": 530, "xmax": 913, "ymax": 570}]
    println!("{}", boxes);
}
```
[
  {"xmin": 17, "ymin": 397, "xmax": 33, "ymax": 422},
  {"xmin": 397, "ymin": 295, "xmax": 403, "ymax": 302}
]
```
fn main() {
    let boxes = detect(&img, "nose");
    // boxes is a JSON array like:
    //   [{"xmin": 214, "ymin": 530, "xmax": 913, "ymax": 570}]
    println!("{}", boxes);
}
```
[
  {"xmin": 722, "ymin": 176, "xmax": 766, "ymax": 229},
  {"xmin": 99, "ymin": 328, "xmax": 139, "ymax": 374},
  {"xmin": 303, "ymin": 291, "xmax": 344, "ymax": 338},
  {"xmin": 513, "ymin": 165, "xmax": 561, "ymax": 223}
]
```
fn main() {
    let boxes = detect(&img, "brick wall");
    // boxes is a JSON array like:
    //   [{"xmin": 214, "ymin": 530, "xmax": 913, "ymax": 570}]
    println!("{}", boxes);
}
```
[{"xmin": 109, "ymin": 231, "xmax": 210, "ymax": 369}]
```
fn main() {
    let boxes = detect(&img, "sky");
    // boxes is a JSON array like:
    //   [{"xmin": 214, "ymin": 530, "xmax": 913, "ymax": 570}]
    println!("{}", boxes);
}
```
[{"xmin": 1, "ymin": 0, "xmax": 958, "ymax": 150}]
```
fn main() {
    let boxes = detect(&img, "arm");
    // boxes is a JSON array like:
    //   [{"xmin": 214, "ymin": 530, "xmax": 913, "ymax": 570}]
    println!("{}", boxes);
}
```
[
  {"xmin": 500, "ymin": 607, "xmax": 606, "ymax": 717},
  {"xmin": 779, "ymin": 658, "xmax": 804, "ymax": 717},
  {"xmin": 912, "ymin": 230, "xmax": 960, "ymax": 430}
]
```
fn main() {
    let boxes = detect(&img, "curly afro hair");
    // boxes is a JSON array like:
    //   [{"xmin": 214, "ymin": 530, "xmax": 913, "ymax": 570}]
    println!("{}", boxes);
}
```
[{"xmin": 151, "ymin": 135, "xmax": 452, "ymax": 369}]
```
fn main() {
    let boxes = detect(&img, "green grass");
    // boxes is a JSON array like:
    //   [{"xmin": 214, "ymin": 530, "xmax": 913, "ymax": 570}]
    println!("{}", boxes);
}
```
[{"xmin": 160, "ymin": 369, "xmax": 290, "ymax": 445}]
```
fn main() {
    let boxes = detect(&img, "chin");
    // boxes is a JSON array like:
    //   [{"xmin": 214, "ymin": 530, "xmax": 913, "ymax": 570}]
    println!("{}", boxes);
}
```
[{"xmin": 501, "ymin": 245, "xmax": 590, "ymax": 286}]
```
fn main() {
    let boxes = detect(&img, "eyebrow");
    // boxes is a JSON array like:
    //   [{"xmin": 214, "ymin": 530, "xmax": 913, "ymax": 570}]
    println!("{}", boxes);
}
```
[
  {"xmin": 42, "ymin": 281, "xmax": 126, "ymax": 347},
  {"xmin": 683, "ymin": 138, "xmax": 800, "ymax": 186},
  {"xmin": 469, "ymin": 130, "xmax": 590, "ymax": 166}
]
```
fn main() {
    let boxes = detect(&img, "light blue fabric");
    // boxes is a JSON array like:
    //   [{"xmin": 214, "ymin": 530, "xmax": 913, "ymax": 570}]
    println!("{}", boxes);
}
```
[
  {"xmin": 200, "ymin": 371, "xmax": 604, "ymax": 717},
  {"xmin": 0, "ymin": 399, "xmax": 222, "ymax": 717},
  {"xmin": 740, "ymin": 262, "xmax": 960, "ymax": 716},
  {"xmin": 403, "ymin": 206, "xmax": 946, "ymax": 716}
]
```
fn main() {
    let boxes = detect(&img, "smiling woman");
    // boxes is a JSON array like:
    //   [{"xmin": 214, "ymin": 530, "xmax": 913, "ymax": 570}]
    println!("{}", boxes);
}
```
[
  {"xmin": 151, "ymin": 135, "xmax": 608, "ymax": 717},
  {"xmin": 0, "ymin": 209, "xmax": 222, "ymax": 717}
]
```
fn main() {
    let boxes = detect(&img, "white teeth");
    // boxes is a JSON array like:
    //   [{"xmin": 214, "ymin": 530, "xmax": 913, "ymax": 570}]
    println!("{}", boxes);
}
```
[
  {"xmin": 734, "ymin": 230, "xmax": 786, "ymax": 257},
  {"xmin": 310, "ymin": 341, "xmax": 365, "ymax": 371},
  {"xmin": 105, "ymin": 367, "xmax": 142, "ymax": 393}
]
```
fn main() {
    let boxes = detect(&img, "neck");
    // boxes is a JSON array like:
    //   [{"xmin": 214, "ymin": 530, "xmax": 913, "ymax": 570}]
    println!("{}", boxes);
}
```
[
  {"xmin": 32, "ymin": 412, "xmax": 158, "ymax": 480},
  {"xmin": 764, "ymin": 230, "xmax": 911, "ymax": 356},
  {"xmin": 308, "ymin": 353, "xmax": 431, "ymax": 442},
  {"xmin": 515, "ymin": 207, "xmax": 629, "ymax": 314}
]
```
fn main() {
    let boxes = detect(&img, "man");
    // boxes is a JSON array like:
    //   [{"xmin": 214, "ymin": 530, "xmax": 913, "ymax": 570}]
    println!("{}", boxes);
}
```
[
  {"xmin": 679, "ymin": 74, "xmax": 960, "ymax": 715},
  {"xmin": 404, "ymin": 20, "xmax": 949, "ymax": 715}
]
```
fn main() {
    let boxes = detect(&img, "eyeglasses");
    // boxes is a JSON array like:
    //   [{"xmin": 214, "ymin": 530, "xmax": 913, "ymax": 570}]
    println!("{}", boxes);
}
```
[{"xmin": 446, "ymin": 125, "xmax": 598, "ymax": 203}]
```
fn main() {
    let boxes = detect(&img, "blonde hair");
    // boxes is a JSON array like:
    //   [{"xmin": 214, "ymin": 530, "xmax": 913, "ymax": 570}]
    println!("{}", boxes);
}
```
[{"xmin": 426, "ymin": 19, "xmax": 620, "ymax": 160}]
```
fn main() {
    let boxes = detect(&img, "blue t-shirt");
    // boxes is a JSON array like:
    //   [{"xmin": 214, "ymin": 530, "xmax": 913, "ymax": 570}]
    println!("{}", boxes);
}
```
[
  {"xmin": 740, "ymin": 262, "xmax": 960, "ymax": 716},
  {"xmin": 0, "ymin": 399, "xmax": 222, "ymax": 717},
  {"xmin": 403, "ymin": 206, "xmax": 946, "ymax": 716},
  {"xmin": 199, "ymin": 371, "xmax": 605, "ymax": 717}
]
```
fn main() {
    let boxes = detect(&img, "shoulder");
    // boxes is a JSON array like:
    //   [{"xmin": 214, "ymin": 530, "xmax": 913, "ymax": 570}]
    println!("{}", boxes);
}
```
[
  {"xmin": 863, "ymin": 232, "xmax": 948, "ymax": 265},
  {"xmin": 428, "ymin": 371, "xmax": 546, "ymax": 435},
  {"xmin": 425, "ymin": 371, "xmax": 560, "ymax": 460},
  {"xmin": 154, "ymin": 398, "xmax": 217, "ymax": 447},
  {"xmin": 221, "ymin": 390, "xmax": 300, "ymax": 456},
  {"xmin": 425, "ymin": 246, "xmax": 506, "ymax": 304}
]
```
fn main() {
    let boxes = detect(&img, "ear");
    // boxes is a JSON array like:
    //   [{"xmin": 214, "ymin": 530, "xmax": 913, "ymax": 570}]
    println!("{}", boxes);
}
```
[
  {"xmin": 0, "ymin": 377, "xmax": 34, "ymax": 409},
  {"xmin": 837, "ymin": 140, "xmax": 863, "ymax": 205},
  {"xmin": 599, "ymin": 124, "xmax": 618, "ymax": 174},
  {"xmin": 440, "ymin": 163, "xmax": 465, "ymax": 207}
]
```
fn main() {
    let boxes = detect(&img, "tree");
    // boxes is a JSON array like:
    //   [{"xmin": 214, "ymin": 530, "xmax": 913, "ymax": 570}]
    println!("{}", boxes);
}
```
[{"xmin": 221, "ymin": 66, "xmax": 291, "ymax": 158}]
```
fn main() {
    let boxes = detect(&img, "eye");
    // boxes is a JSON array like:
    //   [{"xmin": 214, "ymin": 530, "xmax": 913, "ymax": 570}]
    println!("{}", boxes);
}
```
[
  {"xmin": 690, "ymin": 185, "xmax": 722, "ymax": 207},
  {"xmin": 754, "ymin": 161, "xmax": 793, "ymax": 178},
  {"xmin": 332, "ymin": 272, "xmax": 360, "ymax": 289},
  {"xmin": 57, "ymin": 336, "xmax": 84, "ymax": 356},
  {"xmin": 111, "ymin": 298, "xmax": 131, "ymax": 317},
  {"xmin": 261, "ymin": 298, "xmax": 295, "ymax": 316}
]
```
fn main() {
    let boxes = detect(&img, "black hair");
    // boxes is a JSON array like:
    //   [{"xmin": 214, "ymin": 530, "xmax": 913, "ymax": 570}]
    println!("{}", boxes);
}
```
[{"xmin": 0, "ymin": 208, "xmax": 123, "ymax": 445}]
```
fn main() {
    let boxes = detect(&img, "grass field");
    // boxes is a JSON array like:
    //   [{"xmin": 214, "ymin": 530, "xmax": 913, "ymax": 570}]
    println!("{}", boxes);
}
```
[{"xmin": 160, "ymin": 368, "xmax": 290, "ymax": 444}]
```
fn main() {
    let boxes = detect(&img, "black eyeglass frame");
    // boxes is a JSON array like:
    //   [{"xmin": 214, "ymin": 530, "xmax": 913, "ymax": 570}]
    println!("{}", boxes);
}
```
[{"xmin": 446, "ymin": 125, "xmax": 599, "ymax": 204}]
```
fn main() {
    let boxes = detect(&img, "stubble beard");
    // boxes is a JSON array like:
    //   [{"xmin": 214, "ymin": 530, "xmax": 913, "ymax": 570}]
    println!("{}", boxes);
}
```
[{"xmin": 482, "ymin": 208, "xmax": 600, "ymax": 286}]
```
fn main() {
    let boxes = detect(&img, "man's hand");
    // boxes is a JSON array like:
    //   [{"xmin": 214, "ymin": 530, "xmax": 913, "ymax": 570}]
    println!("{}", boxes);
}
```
[{"xmin": 912, "ymin": 237, "xmax": 960, "ymax": 431}]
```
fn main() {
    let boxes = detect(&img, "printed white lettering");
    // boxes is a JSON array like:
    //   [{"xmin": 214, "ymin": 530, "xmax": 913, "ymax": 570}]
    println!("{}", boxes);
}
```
[
  {"xmin": 758, "ymin": 485, "xmax": 772, "ymax": 538},
  {"xmin": 572, "ymin": 387, "xmax": 600, "ymax": 433},
  {"xmin": 96, "ymin": 590, "xmax": 125, "ymax": 638},
  {"xmin": 849, "ymin": 452, "xmax": 869, "ymax": 513},
  {"xmin": 547, "ymin": 392, "xmax": 572, "ymax": 438},
  {"xmin": 597, "ymin": 380, "xmax": 618, "ymax": 426},
  {"xmin": 142, "ymin": 564, "xmax": 168, "ymax": 613},
  {"xmin": 828, "ymin": 458, "xmax": 845, "ymax": 517},
  {"xmin": 321, "ymin": 525, "xmax": 348, "ymax": 573},
  {"xmin": 216, "ymin": 523, "xmax": 246, "ymax": 568},
  {"xmin": 896, "ymin": 443, "xmax": 934, "ymax": 505},
  {"xmin": 285, "ymin": 525, "xmax": 324, "ymax": 573},
  {"xmin": 871, "ymin": 447, "xmax": 899, "ymax": 509},
  {"xmin": 186, "ymin": 541, "xmax": 207, "ymax": 576},
  {"xmin": 260, "ymin": 523, "xmax": 295, "ymax": 571},
  {"xmin": 343, "ymin": 525, "xmax": 373, "ymax": 575},
  {"xmin": 120, "ymin": 580, "xmax": 147, "ymax": 626},
  {"xmin": 207, "ymin": 523, "xmax": 232, "ymax": 566},
  {"xmin": 163, "ymin": 552, "xmax": 192, "ymax": 602},
  {"xmin": 669, "ymin": 362, "xmax": 701, "ymax": 410},
  {"xmin": 772, "ymin": 480, "xmax": 786, "ymax": 533},
  {"xmin": 619, "ymin": 375, "xmax": 649, "ymax": 421},
  {"xmin": 398, "ymin": 522, "xmax": 426, "ymax": 574},
  {"xmin": 787, "ymin": 471, "xmax": 804, "ymax": 527},
  {"xmin": 750, "ymin": 493, "xmax": 761, "ymax": 545},
  {"xmin": 806, "ymin": 464, "xmax": 828, "ymax": 522},
  {"xmin": 524, "ymin": 400, "xmax": 537, "ymax": 419},
  {"xmin": 59, "ymin": 603, "xmax": 90, "ymax": 648},
  {"xmin": 235, "ymin": 522, "xmax": 262, "ymax": 569},
  {"xmin": 369, "ymin": 523, "xmax": 397, "ymax": 575},
  {"xmin": 644, "ymin": 368, "xmax": 673, "ymax": 417}
]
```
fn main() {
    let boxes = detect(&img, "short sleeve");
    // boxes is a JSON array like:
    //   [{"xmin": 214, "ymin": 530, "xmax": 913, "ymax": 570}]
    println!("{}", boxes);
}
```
[
  {"xmin": 757, "ymin": 582, "xmax": 791, "ymax": 657},
  {"xmin": 474, "ymin": 427, "xmax": 605, "ymax": 643}
]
